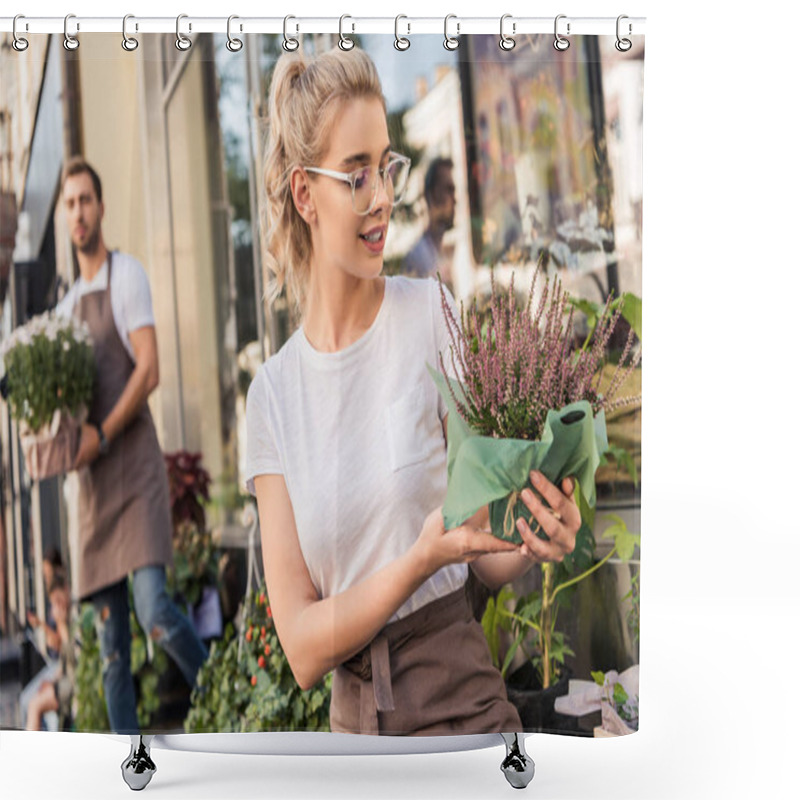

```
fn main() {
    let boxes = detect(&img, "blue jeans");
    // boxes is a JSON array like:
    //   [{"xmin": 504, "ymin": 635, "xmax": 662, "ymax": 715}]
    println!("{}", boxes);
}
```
[{"xmin": 89, "ymin": 565, "xmax": 209, "ymax": 734}]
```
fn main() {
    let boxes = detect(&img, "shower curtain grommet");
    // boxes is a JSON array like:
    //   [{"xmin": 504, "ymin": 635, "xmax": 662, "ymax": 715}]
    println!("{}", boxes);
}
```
[
  {"xmin": 616, "ymin": 15, "xmax": 633, "ymax": 51},
  {"xmin": 282, "ymin": 15, "xmax": 299, "ymax": 52},
  {"xmin": 226, "ymin": 15, "xmax": 243, "ymax": 52},
  {"xmin": 553, "ymin": 14, "xmax": 570, "ymax": 51},
  {"xmin": 444, "ymin": 14, "xmax": 460, "ymax": 51},
  {"xmin": 121, "ymin": 14, "xmax": 138, "ymax": 52},
  {"xmin": 394, "ymin": 15, "xmax": 411, "ymax": 51},
  {"xmin": 12, "ymin": 14, "xmax": 29, "ymax": 51},
  {"xmin": 175, "ymin": 14, "xmax": 192, "ymax": 51},
  {"xmin": 499, "ymin": 14, "xmax": 516, "ymax": 51},
  {"xmin": 63, "ymin": 14, "xmax": 79, "ymax": 51},
  {"xmin": 339, "ymin": 15, "xmax": 355, "ymax": 51}
]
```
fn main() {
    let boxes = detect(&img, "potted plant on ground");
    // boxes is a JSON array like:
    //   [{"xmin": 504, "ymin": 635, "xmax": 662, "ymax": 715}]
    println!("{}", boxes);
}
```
[
  {"xmin": 483, "ymin": 513, "xmax": 639, "ymax": 731},
  {"xmin": 0, "ymin": 312, "xmax": 94, "ymax": 479}
]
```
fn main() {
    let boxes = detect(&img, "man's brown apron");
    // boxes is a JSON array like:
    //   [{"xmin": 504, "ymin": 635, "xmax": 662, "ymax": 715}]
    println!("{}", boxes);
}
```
[
  {"xmin": 330, "ymin": 584, "xmax": 523, "ymax": 735},
  {"xmin": 73, "ymin": 251, "xmax": 173, "ymax": 601}
]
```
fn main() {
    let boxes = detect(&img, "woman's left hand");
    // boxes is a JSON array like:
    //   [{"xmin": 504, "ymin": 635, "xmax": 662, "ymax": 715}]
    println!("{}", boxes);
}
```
[{"xmin": 516, "ymin": 471, "xmax": 581, "ymax": 563}]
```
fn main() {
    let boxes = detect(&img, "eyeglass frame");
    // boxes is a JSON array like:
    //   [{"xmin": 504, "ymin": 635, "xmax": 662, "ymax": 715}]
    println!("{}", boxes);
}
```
[{"xmin": 302, "ymin": 151, "xmax": 411, "ymax": 216}]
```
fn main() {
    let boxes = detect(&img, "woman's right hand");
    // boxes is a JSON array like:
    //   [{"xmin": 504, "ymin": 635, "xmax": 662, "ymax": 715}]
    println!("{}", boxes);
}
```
[{"xmin": 412, "ymin": 506, "xmax": 518, "ymax": 580}]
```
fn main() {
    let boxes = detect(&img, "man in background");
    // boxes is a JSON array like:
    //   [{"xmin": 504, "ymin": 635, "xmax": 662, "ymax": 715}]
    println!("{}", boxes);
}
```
[
  {"xmin": 57, "ymin": 156, "xmax": 207, "ymax": 734},
  {"xmin": 404, "ymin": 157, "xmax": 456, "ymax": 291}
]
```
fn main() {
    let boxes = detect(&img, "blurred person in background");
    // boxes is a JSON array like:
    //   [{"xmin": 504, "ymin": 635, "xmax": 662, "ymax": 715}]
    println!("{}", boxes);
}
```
[{"xmin": 404, "ymin": 156, "xmax": 456, "ymax": 292}]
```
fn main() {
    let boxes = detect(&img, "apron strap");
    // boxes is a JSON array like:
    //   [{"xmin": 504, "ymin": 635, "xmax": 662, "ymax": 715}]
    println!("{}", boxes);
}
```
[{"xmin": 358, "ymin": 634, "xmax": 394, "ymax": 735}]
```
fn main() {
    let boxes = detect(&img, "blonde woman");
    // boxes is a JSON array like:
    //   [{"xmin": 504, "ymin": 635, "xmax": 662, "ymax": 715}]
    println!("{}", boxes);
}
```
[{"xmin": 246, "ymin": 46, "xmax": 581, "ymax": 736}]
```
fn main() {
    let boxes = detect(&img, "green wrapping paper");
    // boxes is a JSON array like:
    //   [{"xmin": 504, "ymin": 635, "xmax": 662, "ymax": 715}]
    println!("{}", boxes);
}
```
[{"xmin": 427, "ymin": 364, "xmax": 608, "ymax": 545}]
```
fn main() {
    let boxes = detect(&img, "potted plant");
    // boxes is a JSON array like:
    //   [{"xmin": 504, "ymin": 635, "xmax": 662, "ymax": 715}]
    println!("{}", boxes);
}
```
[
  {"xmin": 164, "ymin": 451, "xmax": 222, "ymax": 640},
  {"xmin": 483, "ymin": 514, "xmax": 640, "ymax": 731},
  {"xmin": 428, "ymin": 264, "xmax": 640, "ymax": 546},
  {"xmin": 0, "ymin": 312, "xmax": 94, "ymax": 480},
  {"xmin": 427, "ymin": 263, "xmax": 641, "ymax": 730},
  {"xmin": 185, "ymin": 587, "xmax": 332, "ymax": 733}
]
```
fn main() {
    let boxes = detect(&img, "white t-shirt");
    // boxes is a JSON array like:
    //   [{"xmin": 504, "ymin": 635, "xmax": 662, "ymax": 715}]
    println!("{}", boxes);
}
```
[
  {"xmin": 55, "ymin": 252, "xmax": 156, "ymax": 362},
  {"xmin": 245, "ymin": 275, "xmax": 468, "ymax": 622}
]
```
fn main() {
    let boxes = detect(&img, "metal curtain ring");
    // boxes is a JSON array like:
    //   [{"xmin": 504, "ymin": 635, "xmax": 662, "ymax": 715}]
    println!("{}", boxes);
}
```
[
  {"xmin": 615, "ymin": 14, "xmax": 632, "ymax": 52},
  {"xmin": 339, "ymin": 15, "xmax": 354, "ymax": 50},
  {"xmin": 282, "ymin": 15, "xmax": 299, "ymax": 51},
  {"xmin": 12, "ymin": 15, "xmax": 29, "ymax": 52},
  {"xmin": 394, "ymin": 15, "xmax": 410, "ymax": 51},
  {"xmin": 175, "ymin": 14, "xmax": 192, "ymax": 51},
  {"xmin": 227, "ymin": 15, "xmax": 243, "ymax": 52},
  {"xmin": 63, "ymin": 14, "xmax": 79, "ymax": 51},
  {"xmin": 444, "ymin": 14, "xmax": 459, "ymax": 51},
  {"xmin": 553, "ymin": 14, "xmax": 570, "ymax": 51},
  {"xmin": 499, "ymin": 14, "xmax": 516, "ymax": 51},
  {"xmin": 122, "ymin": 14, "xmax": 138, "ymax": 51}
]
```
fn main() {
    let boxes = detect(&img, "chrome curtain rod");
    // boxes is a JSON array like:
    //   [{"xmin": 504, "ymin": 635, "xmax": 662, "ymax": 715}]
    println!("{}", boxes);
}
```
[{"xmin": 0, "ymin": 15, "xmax": 646, "ymax": 37}]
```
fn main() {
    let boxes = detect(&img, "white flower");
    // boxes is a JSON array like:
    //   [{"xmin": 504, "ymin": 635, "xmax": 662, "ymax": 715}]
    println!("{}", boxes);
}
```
[{"xmin": 63, "ymin": 341, "xmax": 71, "ymax": 352}]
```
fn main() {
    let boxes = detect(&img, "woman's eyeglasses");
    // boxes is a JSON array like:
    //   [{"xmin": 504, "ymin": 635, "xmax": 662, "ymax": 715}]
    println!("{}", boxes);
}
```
[{"xmin": 303, "ymin": 152, "xmax": 411, "ymax": 216}]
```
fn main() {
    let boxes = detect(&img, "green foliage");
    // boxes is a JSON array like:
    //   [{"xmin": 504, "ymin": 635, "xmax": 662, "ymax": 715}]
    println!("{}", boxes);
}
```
[
  {"xmin": 482, "ymin": 584, "xmax": 515, "ymax": 670},
  {"xmin": 164, "ymin": 451, "xmax": 219, "ymax": 608},
  {"xmin": 601, "ymin": 514, "xmax": 641, "ymax": 561},
  {"xmin": 73, "ymin": 605, "xmax": 107, "ymax": 732},
  {"xmin": 483, "ymin": 514, "xmax": 639, "ymax": 689},
  {"xmin": 186, "ymin": 588, "xmax": 332, "ymax": 733},
  {"xmin": 591, "ymin": 669, "xmax": 638, "ymax": 725},
  {"xmin": 600, "ymin": 443, "xmax": 639, "ymax": 486},
  {"xmin": 569, "ymin": 291, "xmax": 642, "ymax": 353},
  {"xmin": 168, "ymin": 521, "xmax": 219, "ymax": 608},
  {"xmin": 623, "ymin": 566, "xmax": 640, "ymax": 647},
  {"xmin": 2, "ymin": 312, "xmax": 94, "ymax": 432}
]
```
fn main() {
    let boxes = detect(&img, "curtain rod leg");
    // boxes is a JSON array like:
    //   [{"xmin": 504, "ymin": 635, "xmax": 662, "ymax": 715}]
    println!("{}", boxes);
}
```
[
  {"xmin": 121, "ymin": 734, "xmax": 157, "ymax": 791},
  {"xmin": 500, "ymin": 732, "xmax": 535, "ymax": 789}
]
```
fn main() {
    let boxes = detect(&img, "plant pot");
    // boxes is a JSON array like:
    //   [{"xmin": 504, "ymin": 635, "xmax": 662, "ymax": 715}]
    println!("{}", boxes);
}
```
[
  {"xmin": 19, "ymin": 407, "xmax": 86, "ymax": 480},
  {"xmin": 505, "ymin": 661, "xmax": 585, "ymax": 734}
]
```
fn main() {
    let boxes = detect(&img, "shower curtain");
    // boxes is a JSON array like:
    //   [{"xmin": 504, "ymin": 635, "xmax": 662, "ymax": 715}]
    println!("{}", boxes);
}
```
[{"xmin": 0, "ymin": 26, "xmax": 644, "ymax": 740}]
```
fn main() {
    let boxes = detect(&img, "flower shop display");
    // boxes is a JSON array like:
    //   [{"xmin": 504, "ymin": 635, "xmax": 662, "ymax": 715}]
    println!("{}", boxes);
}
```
[
  {"xmin": 1, "ymin": 311, "xmax": 94, "ymax": 480},
  {"xmin": 428, "ymin": 265, "xmax": 641, "ymax": 544}
]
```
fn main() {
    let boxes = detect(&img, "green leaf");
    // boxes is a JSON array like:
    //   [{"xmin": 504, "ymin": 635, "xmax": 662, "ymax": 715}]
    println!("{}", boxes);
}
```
[
  {"xmin": 500, "ymin": 633, "xmax": 523, "ymax": 680},
  {"xmin": 591, "ymin": 670, "xmax": 606, "ymax": 686},
  {"xmin": 480, "ymin": 597, "xmax": 500, "ymax": 667},
  {"xmin": 613, "ymin": 682, "xmax": 629, "ymax": 706},
  {"xmin": 601, "ymin": 514, "xmax": 640, "ymax": 562},
  {"xmin": 603, "ymin": 443, "xmax": 639, "ymax": 486},
  {"xmin": 619, "ymin": 293, "xmax": 642, "ymax": 341}
]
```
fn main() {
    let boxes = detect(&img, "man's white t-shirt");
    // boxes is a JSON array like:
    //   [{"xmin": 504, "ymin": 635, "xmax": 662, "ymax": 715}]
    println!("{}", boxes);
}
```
[
  {"xmin": 55, "ymin": 251, "xmax": 156, "ymax": 361},
  {"xmin": 245, "ymin": 275, "xmax": 468, "ymax": 622}
]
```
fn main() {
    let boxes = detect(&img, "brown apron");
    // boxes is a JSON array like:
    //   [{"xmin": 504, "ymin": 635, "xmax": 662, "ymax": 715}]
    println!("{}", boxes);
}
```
[
  {"xmin": 73, "ymin": 251, "xmax": 173, "ymax": 601},
  {"xmin": 330, "ymin": 584, "xmax": 523, "ymax": 735}
]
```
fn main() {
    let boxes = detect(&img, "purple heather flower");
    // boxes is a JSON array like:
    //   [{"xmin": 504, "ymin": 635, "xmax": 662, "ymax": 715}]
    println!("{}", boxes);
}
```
[{"xmin": 437, "ymin": 263, "xmax": 641, "ymax": 441}]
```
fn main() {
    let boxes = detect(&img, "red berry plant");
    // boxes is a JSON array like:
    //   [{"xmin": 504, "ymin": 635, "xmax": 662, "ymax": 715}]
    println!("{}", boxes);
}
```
[{"xmin": 185, "ymin": 587, "xmax": 331, "ymax": 732}]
